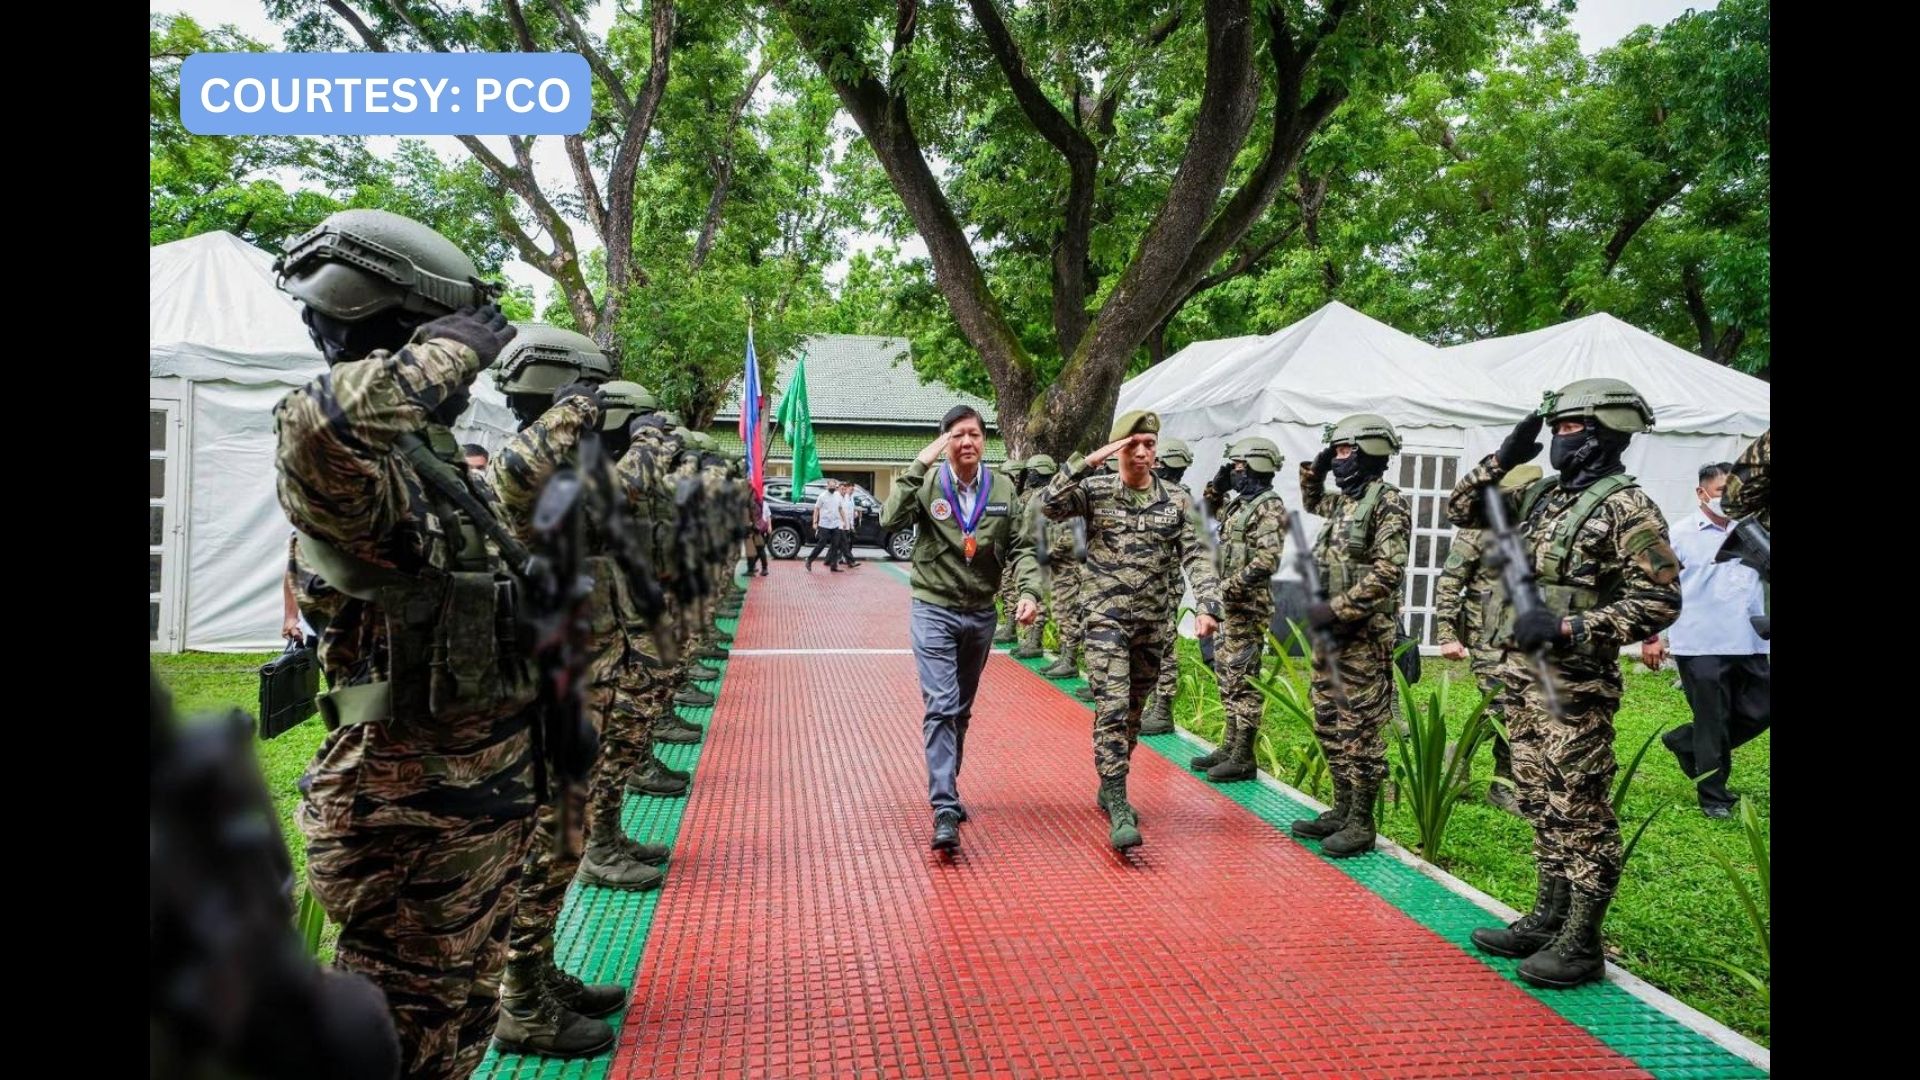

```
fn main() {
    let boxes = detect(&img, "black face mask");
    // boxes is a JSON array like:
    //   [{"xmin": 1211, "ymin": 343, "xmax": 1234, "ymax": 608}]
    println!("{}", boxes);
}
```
[
  {"xmin": 302, "ymin": 306, "xmax": 420, "ymax": 366},
  {"xmin": 508, "ymin": 392, "xmax": 551, "ymax": 430},
  {"xmin": 1155, "ymin": 464, "xmax": 1188, "ymax": 485},
  {"xmin": 1231, "ymin": 470, "xmax": 1270, "ymax": 499},
  {"xmin": 1549, "ymin": 421, "xmax": 1630, "ymax": 490},
  {"xmin": 1332, "ymin": 450, "xmax": 1387, "ymax": 497}
]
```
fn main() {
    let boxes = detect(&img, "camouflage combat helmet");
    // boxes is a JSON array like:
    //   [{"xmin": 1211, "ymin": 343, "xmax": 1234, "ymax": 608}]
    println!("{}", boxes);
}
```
[
  {"xmin": 1156, "ymin": 437, "xmax": 1194, "ymax": 470},
  {"xmin": 1228, "ymin": 436, "xmax": 1283, "ymax": 474},
  {"xmin": 1541, "ymin": 378, "xmax": 1656, "ymax": 434},
  {"xmin": 493, "ymin": 323, "xmax": 616, "ymax": 395},
  {"xmin": 598, "ymin": 380, "xmax": 658, "ymax": 431},
  {"xmin": 1323, "ymin": 413, "xmax": 1402, "ymax": 456},
  {"xmin": 275, "ymin": 208, "xmax": 494, "ymax": 320}
]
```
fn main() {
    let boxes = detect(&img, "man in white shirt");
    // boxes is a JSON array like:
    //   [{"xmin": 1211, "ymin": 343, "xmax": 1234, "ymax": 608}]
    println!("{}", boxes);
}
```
[
  {"xmin": 807, "ymin": 479, "xmax": 850, "ymax": 572},
  {"xmin": 1642, "ymin": 461, "xmax": 1770, "ymax": 818}
]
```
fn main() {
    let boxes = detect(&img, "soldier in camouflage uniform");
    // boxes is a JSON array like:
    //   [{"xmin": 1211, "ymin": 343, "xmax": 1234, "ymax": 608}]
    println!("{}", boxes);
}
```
[
  {"xmin": 273, "ymin": 209, "xmax": 535, "ymax": 1079},
  {"xmin": 1011, "ymin": 455, "xmax": 1059, "ymax": 659},
  {"xmin": 1452, "ymin": 378, "xmax": 1681, "ymax": 989},
  {"xmin": 485, "ymin": 325, "xmax": 627, "ymax": 1057},
  {"xmin": 1043, "ymin": 411, "xmax": 1222, "ymax": 851},
  {"xmin": 1722, "ymin": 428, "xmax": 1769, "ymax": 529},
  {"xmin": 994, "ymin": 458, "xmax": 1030, "ymax": 644},
  {"xmin": 1138, "ymin": 437, "xmax": 1196, "ymax": 734},
  {"xmin": 1287, "ymin": 414, "xmax": 1412, "ymax": 859},
  {"xmin": 1188, "ymin": 438, "xmax": 1287, "ymax": 781},
  {"xmin": 1434, "ymin": 463, "xmax": 1544, "ymax": 816},
  {"xmin": 1037, "ymin": 457, "xmax": 1090, "ymax": 681},
  {"xmin": 587, "ymin": 381, "xmax": 688, "ymax": 864}
]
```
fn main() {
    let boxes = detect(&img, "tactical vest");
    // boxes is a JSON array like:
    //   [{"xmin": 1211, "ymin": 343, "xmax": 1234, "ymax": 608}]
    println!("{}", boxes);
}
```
[
  {"xmin": 296, "ymin": 425, "xmax": 536, "ymax": 730},
  {"xmin": 1222, "ymin": 488, "xmax": 1277, "ymax": 578},
  {"xmin": 1487, "ymin": 473, "xmax": 1636, "ymax": 648},
  {"xmin": 1316, "ymin": 480, "xmax": 1389, "ymax": 597}
]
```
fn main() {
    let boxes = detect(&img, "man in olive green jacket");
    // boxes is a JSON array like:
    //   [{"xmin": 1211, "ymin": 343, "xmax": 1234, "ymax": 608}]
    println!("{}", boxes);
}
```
[{"xmin": 882, "ymin": 405, "xmax": 1044, "ymax": 853}]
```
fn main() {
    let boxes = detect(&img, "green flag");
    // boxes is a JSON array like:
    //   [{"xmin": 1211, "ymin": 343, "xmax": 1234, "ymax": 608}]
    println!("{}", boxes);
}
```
[{"xmin": 775, "ymin": 353, "xmax": 824, "ymax": 491}]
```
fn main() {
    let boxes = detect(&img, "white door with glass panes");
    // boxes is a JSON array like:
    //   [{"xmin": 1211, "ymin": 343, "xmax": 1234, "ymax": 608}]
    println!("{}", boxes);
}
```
[
  {"xmin": 1393, "ymin": 441, "xmax": 1464, "ymax": 651},
  {"xmin": 150, "ymin": 396, "xmax": 185, "ymax": 652}
]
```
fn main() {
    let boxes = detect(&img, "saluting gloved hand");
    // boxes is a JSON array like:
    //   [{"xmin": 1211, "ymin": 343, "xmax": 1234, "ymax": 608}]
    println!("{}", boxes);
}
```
[
  {"xmin": 417, "ymin": 304, "xmax": 516, "ymax": 367},
  {"xmin": 553, "ymin": 381, "xmax": 606, "ymax": 412},
  {"xmin": 1311, "ymin": 446, "xmax": 1336, "ymax": 478},
  {"xmin": 1496, "ymin": 411, "xmax": 1545, "ymax": 472},
  {"xmin": 1513, "ymin": 608, "xmax": 1563, "ymax": 654}
]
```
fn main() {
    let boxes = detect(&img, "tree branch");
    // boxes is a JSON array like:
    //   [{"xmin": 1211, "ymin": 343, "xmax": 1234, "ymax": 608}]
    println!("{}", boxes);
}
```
[
  {"xmin": 376, "ymin": 0, "xmax": 449, "ymax": 51},
  {"xmin": 966, "ymin": 0, "xmax": 1101, "ymax": 358},
  {"xmin": 564, "ymin": 135, "xmax": 608, "ymax": 242},
  {"xmin": 1057, "ymin": 0, "xmax": 1261, "ymax": 431},
  {"xmin": 1565, "ymin": 169, "xmax": 1689, "ymax": 318},
  {"xmin": 602, "ymin": 1, "xmax": 675, "ymax": 305},
  {"xmin": 692, "ymin": 54, "xmax": 773, "ymax": 270},
  {"xmin": 323, "ymin": 0, "xmax": 389, "ymax": 51},
  {"xmin": 541, "ymin": 0, "xmax": 634, "ymax": 119},
  {"xmin": 1150, "ymin": 0, "xmax": 1351, "ymax": 330}
]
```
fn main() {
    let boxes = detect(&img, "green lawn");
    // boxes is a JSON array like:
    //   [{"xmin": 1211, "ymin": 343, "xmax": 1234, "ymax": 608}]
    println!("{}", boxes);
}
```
[{"xmin": 1168, "ymin": 638, "xmax": 1770, "ymax": 1046}]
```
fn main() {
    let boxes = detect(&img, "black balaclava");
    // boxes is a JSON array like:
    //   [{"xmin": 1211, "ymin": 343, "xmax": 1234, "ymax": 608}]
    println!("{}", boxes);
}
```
[
  {"xmin": 1231, "ymin": 467, "xmax": 1271, "ymax": 499},
  {"xmin": 507, "ymin": 392, "xmax": 551, "ymax": 431},
  {"xmin": 1332, "ymin": 448, "xmax": 1388, "ymax": 497},
  {"xmin": 301, "ymin": 306, "xmax": 423, "ymax": 367},
  {"xmin": 1550, "ymin": 418, "xmax": 1631, "ymax": 491},
  {"xmin": 1155, "ymin": 463, "xmax": 1189, "ymax": 485}
]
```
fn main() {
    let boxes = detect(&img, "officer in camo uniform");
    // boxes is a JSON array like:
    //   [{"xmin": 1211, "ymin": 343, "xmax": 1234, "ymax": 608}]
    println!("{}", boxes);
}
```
[
  {"xmin": 1287, "ymin": 415, "xmax": 1411, "ymax": 860},
  {"xmin": 1043, "ymin": 411, "xmax": 1222, "ymax": 851},
  {"xmin": 1433, "ymin": 463, "xmax": 1543, "ymax": 816},
  {"xmin": 1452, "ymin": 379, "xmax": 1681, "ymax": 990},
  {"xmin": 485, "ymin": 324, "xmax": 627, "ymax": 1058},
  {"xmin": 274, "ymin": 208, "xmax": 534, "ymax": 1079},
  {"xmin": 1187, "ymin": 438, "xmax": 1287, "ymax": 781},
  {"xmin": 1137, "ymin": 437, "xmax": 1196, "ymax": 734}
]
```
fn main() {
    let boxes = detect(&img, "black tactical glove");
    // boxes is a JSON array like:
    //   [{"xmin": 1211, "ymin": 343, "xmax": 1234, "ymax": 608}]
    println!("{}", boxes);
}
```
[
  {"xmin": 1496, "ymin": 411, "xmax": 1546, "ymax": 472},
  {"xmin": 1311, "ymin": 446, "xmax": 1336, "ymax": 478},
  {"xmin": 553, "ymin": 380, "xmax": 606, "ymax": 412},
  {"xmin": 417, "ymin": 304, "xmax": 515, "ymax": 367},
  {"xmin": 1513, "ymin": 608, "xmax": 1564, "ymax": 654}
]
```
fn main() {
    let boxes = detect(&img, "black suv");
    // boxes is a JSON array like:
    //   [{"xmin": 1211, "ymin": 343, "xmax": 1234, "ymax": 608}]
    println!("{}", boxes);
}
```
[{"xmin": 763, "ymin": 479, "xmax": 917, "ymax": 561}]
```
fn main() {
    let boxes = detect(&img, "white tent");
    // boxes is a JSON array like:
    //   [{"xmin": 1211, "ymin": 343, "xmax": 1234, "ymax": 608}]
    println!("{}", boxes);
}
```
[
  {"xmin": 1444, "ymin": 312, "xmax": 1770, "ymax": 524},
  {"xmin": 1121, "ymin": 302, "xmax": 1527, "ymax": 648},
  {"xmin": 150, "ymin": 231, "xmax": 519, "ymax": 652}
]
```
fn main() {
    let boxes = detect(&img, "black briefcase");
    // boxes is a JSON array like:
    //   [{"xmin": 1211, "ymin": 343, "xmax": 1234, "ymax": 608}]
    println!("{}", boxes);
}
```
[{"xmin": 258, "ymin": 638, "xmax": 321, "ymax": 740}]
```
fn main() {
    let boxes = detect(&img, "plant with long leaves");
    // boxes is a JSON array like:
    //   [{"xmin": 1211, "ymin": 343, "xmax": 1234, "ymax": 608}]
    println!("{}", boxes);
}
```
[
  {"xmin": 1704, "ymin": 798, "xmax": 1769, "ymax": 1004},
  {"xmin": 1386, "ymin": 663, "xmax": 1493, "ymax": 864}
]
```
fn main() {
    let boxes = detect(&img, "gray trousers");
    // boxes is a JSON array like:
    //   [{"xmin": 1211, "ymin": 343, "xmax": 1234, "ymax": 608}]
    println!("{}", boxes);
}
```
[{"xmin": 911, "ymin": 599, "xmax": 997, "ymax": 815}]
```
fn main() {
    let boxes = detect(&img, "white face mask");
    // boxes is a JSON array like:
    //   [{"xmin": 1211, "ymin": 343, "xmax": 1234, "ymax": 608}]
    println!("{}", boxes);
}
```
[{"xmin": 1705, "ymin": 496, "xmax": 1725, "ymax": 517}]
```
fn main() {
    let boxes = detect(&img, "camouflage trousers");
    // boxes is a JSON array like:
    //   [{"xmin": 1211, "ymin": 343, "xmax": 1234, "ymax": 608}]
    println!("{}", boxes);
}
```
[
  {"xmin": 1050, "ymin": 561, "xmax": 1086, "ymax": 659},
  {"xmin": 1216, "ymin": 601, "xmax": 1271, "ymax": 745},
  {"xmin": 1309, "ymin": 620, "xmax": 1396, "ymax": 785},
  {"xmin": 585, "ymin": 629, "xmax": 669, "ymax": 845},
  {"xmin": 305, "ymin": 814, "xmax": 534, "ymax": 1080},
  {"xmin": 1154, "ymin": 570, "xmax": 1184, "ymax": 701},
  {"xmin": 1495, "ymin": 655, "xmax": 1624, "ymax": 898},
  {"xmin": 1471, "ymin": 663, "xmax": 1514, "ymax": 778},
  {"xmin": 996, "ymin": 560, "xmax": 1021, "ymax": 634},
  {"xmin": 505, "ymin": 627, "xmax": 626, "ymax": 966},
  {"xmin": 1084, "ymin": 611, "xmax": 1174, "ymax": 781},
  {"xmin": 1016, "ymin": 585, "xmax": 1052, "ymax": 652}
]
